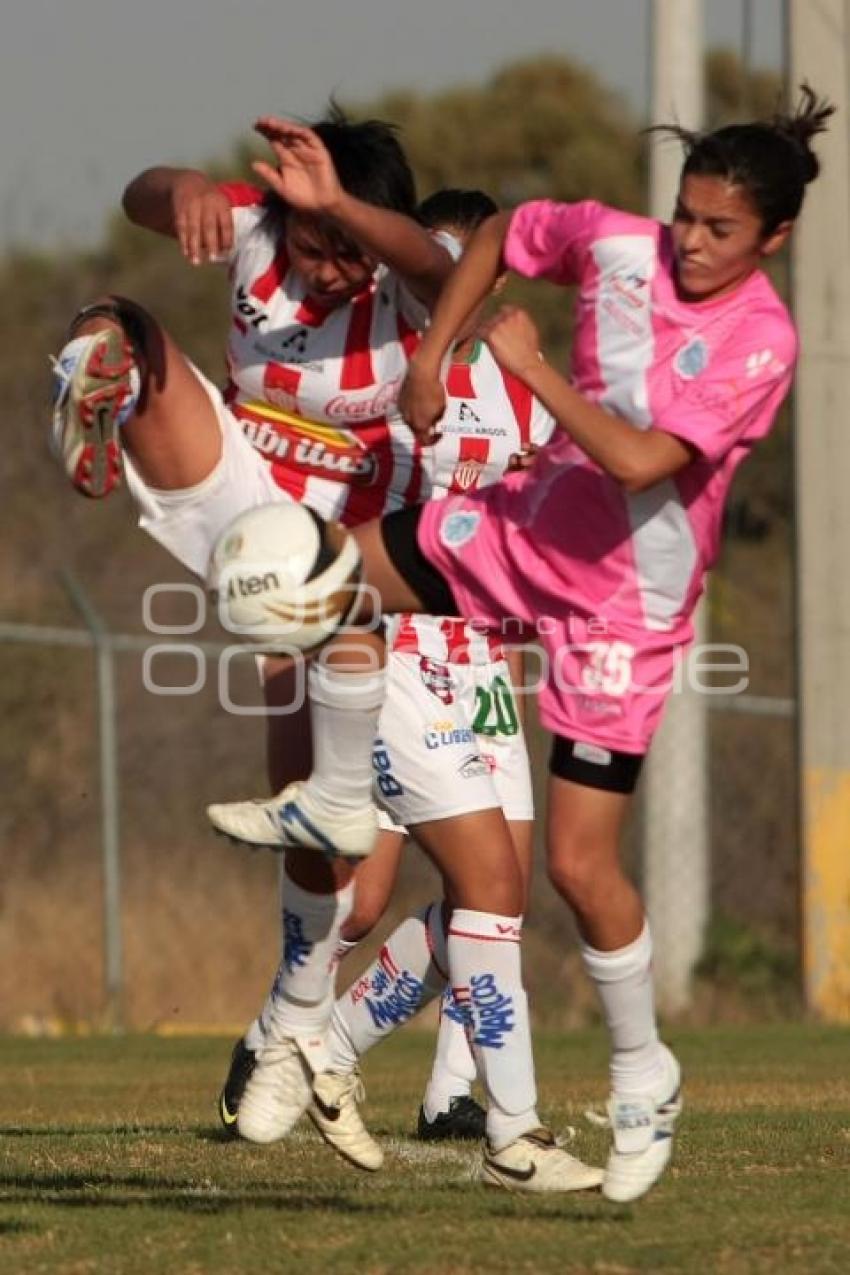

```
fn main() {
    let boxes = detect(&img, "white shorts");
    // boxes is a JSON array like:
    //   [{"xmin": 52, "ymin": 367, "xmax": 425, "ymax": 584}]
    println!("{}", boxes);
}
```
[
  {"xmin": 372, "ymin": 650, "xmax": 534, "ymax": 829},
  {"xmin": 124, "ymin": 365, "xmax": 287, "ymax": 578}
]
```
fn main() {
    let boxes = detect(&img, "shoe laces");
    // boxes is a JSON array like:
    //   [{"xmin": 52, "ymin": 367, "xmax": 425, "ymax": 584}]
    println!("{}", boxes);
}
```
[
  {"xmin": 525, "ymin": 1124, "xmax": 579, "ymax": 1150},
  {"xmin": 49, "ymin": 354, "xmax": 72, "ymax": 407},
  {"xmin": 321, "ymin": 1068, "xmax": 365, "ymax": 1105}
]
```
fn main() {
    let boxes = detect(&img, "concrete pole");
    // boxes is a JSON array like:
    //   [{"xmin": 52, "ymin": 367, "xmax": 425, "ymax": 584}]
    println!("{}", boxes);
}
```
[
  {"xmin": 643, "ymin": 0, "xmax": 708, "ymax": 1015},
  {"xmin": 788, "ymin": 0, "xmax": 850, "ymax": 1020}
]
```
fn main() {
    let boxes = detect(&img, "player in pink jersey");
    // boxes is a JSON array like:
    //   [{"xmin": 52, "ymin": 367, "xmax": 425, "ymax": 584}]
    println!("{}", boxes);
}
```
[{"xmin": 211, "ymin": 88, "xmax": 832, "ymax": 1200}]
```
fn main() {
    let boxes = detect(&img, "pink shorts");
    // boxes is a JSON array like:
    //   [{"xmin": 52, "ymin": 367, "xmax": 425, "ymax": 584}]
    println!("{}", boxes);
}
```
[{"xmin": 416, "ymin": 475, "xmax": 692, "ymax": 755}]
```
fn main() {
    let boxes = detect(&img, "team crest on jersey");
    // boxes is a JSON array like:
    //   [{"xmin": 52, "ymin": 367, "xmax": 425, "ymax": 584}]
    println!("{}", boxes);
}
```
[
  {"xmin": 419, "ymin": 658, "xmax": 455, "ymax": 705},
  {"xmin": 675, "ymin": 337, "xmax": 710, "ymax": 380},
  {"xmin": 451, "ymin": 458, "xmax": 486, "ymax": 491},
  {"xmin": 440, "ymin": 510, "xmax": 481, "ymax": 548}
]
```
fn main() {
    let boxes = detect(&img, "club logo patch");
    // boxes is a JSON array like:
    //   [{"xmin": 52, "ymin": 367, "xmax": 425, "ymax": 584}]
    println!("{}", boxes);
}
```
[
  {"xmin": 458, "ymin": 753, "xmax": 490, "ymax": 780},
  {"xmin": 675, "ymin": 337, "xmax": 710, "ymax": 380},
  {"xmin": 440, "ymin": 510, "xmax": 481, "ymax": 548},
  {"xmin": 419, "ymin": 657, "xmax": 455, "ymax": 705}
]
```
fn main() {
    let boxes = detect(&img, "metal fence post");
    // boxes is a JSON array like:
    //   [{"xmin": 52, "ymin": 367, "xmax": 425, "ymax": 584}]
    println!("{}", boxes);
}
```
[{"xmin": 60, "ymin": 570, "xmax": 123, "ymax": 1030}]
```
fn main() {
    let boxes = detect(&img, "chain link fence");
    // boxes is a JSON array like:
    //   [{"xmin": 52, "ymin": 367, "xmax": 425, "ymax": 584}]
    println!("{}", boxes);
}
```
[{"xmin": 0, "ymin": 541, "xmax": 800, "ymax": 1032}]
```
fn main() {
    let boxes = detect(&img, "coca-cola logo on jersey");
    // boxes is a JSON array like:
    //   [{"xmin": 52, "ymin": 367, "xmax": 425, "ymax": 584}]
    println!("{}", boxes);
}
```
[{"xmin": 324, "ymin": 378, "xmax": 402, "ymax": 421}]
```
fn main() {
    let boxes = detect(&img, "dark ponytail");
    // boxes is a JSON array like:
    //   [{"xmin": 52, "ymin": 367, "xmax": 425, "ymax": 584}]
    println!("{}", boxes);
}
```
[
  {"xmin": 769, "ymin": 82, "xmax": 833, "ymax": 185},
  {"xmin": 651, "ymin": 82, "xmax": 835, "ymax": 234}
]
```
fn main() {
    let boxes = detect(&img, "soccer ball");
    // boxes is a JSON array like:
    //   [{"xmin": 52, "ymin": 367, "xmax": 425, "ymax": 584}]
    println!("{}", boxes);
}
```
[{"xmin": 207, "ymin": 502, "xmax": 362, "ymax": 653}]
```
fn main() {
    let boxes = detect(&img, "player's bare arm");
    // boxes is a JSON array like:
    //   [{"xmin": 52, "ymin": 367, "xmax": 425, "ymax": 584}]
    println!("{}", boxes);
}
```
[
  {"xmin": 122, "ymin": 167, "xmax": 234, "ymax": 265},
  {"xmin": 480, "ymin": 304, "xmax": 694, "ymax": 493},
  {"xmin": 400, "ymin": 210, "xmax": 512, "ymax": 436}
]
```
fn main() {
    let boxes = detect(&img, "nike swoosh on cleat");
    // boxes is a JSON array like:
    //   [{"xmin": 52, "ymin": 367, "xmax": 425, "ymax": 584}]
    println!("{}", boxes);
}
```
[
  {"xmin": 220, "ymin": 1102, "xmax": 238, "ymax": 1126},
  {"xmin": 486, "ymin": 1159, "xmax": 536, "ymax": 1183},
  {"xmin": 311, "ymin": 1093, "xmax": 341, "ymax": 1123}
]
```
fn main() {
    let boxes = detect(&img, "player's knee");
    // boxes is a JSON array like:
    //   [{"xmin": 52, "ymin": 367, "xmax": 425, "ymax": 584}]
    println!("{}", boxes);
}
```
[{"xmin": 547, "ymin": 840, "xmax": 610, "ymax": 910}]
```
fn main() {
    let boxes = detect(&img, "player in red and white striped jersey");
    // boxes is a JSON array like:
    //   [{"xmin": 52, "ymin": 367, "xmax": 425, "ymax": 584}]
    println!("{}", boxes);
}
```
[
  {"xmin": 217, "ymin": 176, "xmax": 438, "ymax": 526},
  {"xmin": 50, "ymin": 108, "xmax": 452, "ymax": 1168},
  {"xmin": 322, "ymin": 302, "xmax": 556, "ymax": 1144},
  {"xmin": 211, "ymin": 192, "xmax": 598, "ymax": 1176}
]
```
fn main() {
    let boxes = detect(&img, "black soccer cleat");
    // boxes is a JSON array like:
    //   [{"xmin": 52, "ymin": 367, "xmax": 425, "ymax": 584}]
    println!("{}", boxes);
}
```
[
  {"xmin": 416, "ymin": 1095, "xmax": 486, "ymax": 1142},
  {"xmin": 218, "ymin": 1036, "xmax": 258, "ymax": 1136}
]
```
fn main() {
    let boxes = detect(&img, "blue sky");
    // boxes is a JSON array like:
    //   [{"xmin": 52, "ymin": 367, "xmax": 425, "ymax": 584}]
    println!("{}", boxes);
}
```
[{"xmin": 2, "ymin": 0, "xmax": 784, "ymax": 250}]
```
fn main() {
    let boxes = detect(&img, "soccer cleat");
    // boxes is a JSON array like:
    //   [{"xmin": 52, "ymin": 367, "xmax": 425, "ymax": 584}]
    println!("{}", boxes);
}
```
[
  {"xmin": 417, "ymin": 1095, "xmax": 486, "ymax": 1142},
  {"xmin": 50, "ymin": 327, "xmax": 139, "ymax": 498},
  {"xmin": 600, "ymin": 1084, "xmax": 683, "ymax": 1203},
  {"xmin": 481, "ymin": 1127, "xmax": 604, "ymax": 1194},
  {"xmin": 236, "ymin": 1035, "xmax": 316, "ymax": 1144},
  {"xmin": 207, "ymin": 781, "xmax": 378, "ymax": 860},
  {"xmin": 308, "ymin": 1069, "xmax": 383, "ymax": 1171},
  {"xmin": 218, "ymin": 1036, "xmax": 258, "ymax": 1137}
]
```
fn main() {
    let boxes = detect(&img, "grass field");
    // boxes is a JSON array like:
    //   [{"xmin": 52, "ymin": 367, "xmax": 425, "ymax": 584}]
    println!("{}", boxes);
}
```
[{"xmin": 1, "ymin": 1025, "xmax": 848, "ymax": 1274}]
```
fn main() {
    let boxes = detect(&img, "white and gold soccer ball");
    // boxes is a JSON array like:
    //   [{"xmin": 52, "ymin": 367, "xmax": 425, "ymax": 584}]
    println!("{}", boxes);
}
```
[{"xmin": 207, "ymin": 502, "xmax": 362, "ymax": 653}]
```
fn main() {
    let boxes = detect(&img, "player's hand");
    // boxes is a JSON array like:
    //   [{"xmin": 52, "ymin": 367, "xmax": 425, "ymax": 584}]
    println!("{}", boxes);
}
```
[
  {"xmin": 398, "ymin": 362, "xmax": 447, "ymax": 444},
  {"xmin": 172, "ymin": 174, "xmax": 234, "ymax": 266},
  {"xmin": 252, "ymin": 118, "xmax": 343, "ymax": 215},
  {"xmin": 506, "ymin": 444, "xmax": 540, "ymax": 472},
  {"xmin": 479, "ymin": 305, "xmax": 543, "ymax": 381}
]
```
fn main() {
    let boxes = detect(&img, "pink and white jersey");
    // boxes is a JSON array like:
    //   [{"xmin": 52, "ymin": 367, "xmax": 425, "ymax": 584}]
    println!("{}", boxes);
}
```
[
  {"xmin": 218, "ymin": 182, "xmax": 439, "ymax": 527},
  {"xmin": 417, "ymin": 200, "xmax": 798, "ymax": 748},
  {"xmin": 389, "ymin": 341, "xmax": 555, "ymax": 663},
  {"xmin": 498, "ymin": 198, "xmax": 797, "ymax": 636}
]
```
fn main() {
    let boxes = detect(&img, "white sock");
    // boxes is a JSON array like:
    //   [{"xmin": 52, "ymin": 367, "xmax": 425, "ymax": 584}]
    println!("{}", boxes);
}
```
[
  {"xmin": 334, "ymin": 936, "xmax": 359, "ymax": 963},
  {"xmin": 305, "ymin": 661, "xmax": 385, "ymax": 815},
  {"xmin": 580, "ymin": 919, "xmax": 671, "ymax": 1097},
  {"xmin": 447, "ymin": 909, "xmax": 539, "ymax": 1151},
  {"xmin": 244, "ymin": 1014, "xmax": 266, "ymax": 1052},
  {"xmin": 328, "ymin": 902, "xmax": 448, "ymax": 1072},
  {"xmin": 259, "ymin": 870, "xmax": 354, "ymax": 1066},
  {"xmin": 421, "ymin": 987, "xmax": 478, "ymax": 1122}
]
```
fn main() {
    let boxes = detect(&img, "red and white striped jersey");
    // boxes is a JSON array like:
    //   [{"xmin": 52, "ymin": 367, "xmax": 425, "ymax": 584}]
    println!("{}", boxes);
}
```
[
  {"xmin": 421, "ymin": 340, "xmax": 555, "ymax": 498},
  {"xmin": 389, "ymin": 341, "xmax": 556, "ymax": 663},
  {"xmin": 218, "ymin": 182, "xmax": 441, "ymax": 526}
]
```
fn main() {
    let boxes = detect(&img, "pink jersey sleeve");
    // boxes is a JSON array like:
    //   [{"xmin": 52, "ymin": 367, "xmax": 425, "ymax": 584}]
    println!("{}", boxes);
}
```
[
  {"xmin": 654, "ymin": 317, "xmax": 797, "ymax": 463},
  {"xmin": 504, "ymin": 200, "xmax": 608, "ymax": 284}
]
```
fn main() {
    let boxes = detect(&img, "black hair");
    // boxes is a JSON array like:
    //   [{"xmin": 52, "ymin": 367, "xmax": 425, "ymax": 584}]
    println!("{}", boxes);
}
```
[
  {"xmin": 417, "ymin": 188, "xmax": 499, "ymax": 235},
  {"xmin": 262, "ymin": 100, "xmax": 416, "ymax": 239},
  {"xmin": 651, "ymin": 82, "xmax": 835, "ymax": 235}
]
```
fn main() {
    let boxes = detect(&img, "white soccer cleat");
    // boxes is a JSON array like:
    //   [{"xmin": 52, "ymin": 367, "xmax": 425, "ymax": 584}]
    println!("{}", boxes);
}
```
[
  {"xmin": 481, "ymin": 1127, "xmax": 604, "ymax": 1194},
  {"xmin": 50, "ymin": 327, "xmax": 139, "ymax": 498},
  {"xmin": 600, "ymin": 1051, "xmax": 682, "ymax": 1203},
  {"xmin": 236, "ymin": 1035, "xmax": 315, "ymax": 1144},
  {"xmin": 207, "ymin": 781, "xmax": 378, "ymax": 860},
  {"xmin": 309, "ymin": 1069, "xmax": 384, "ymax": 1171}
]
